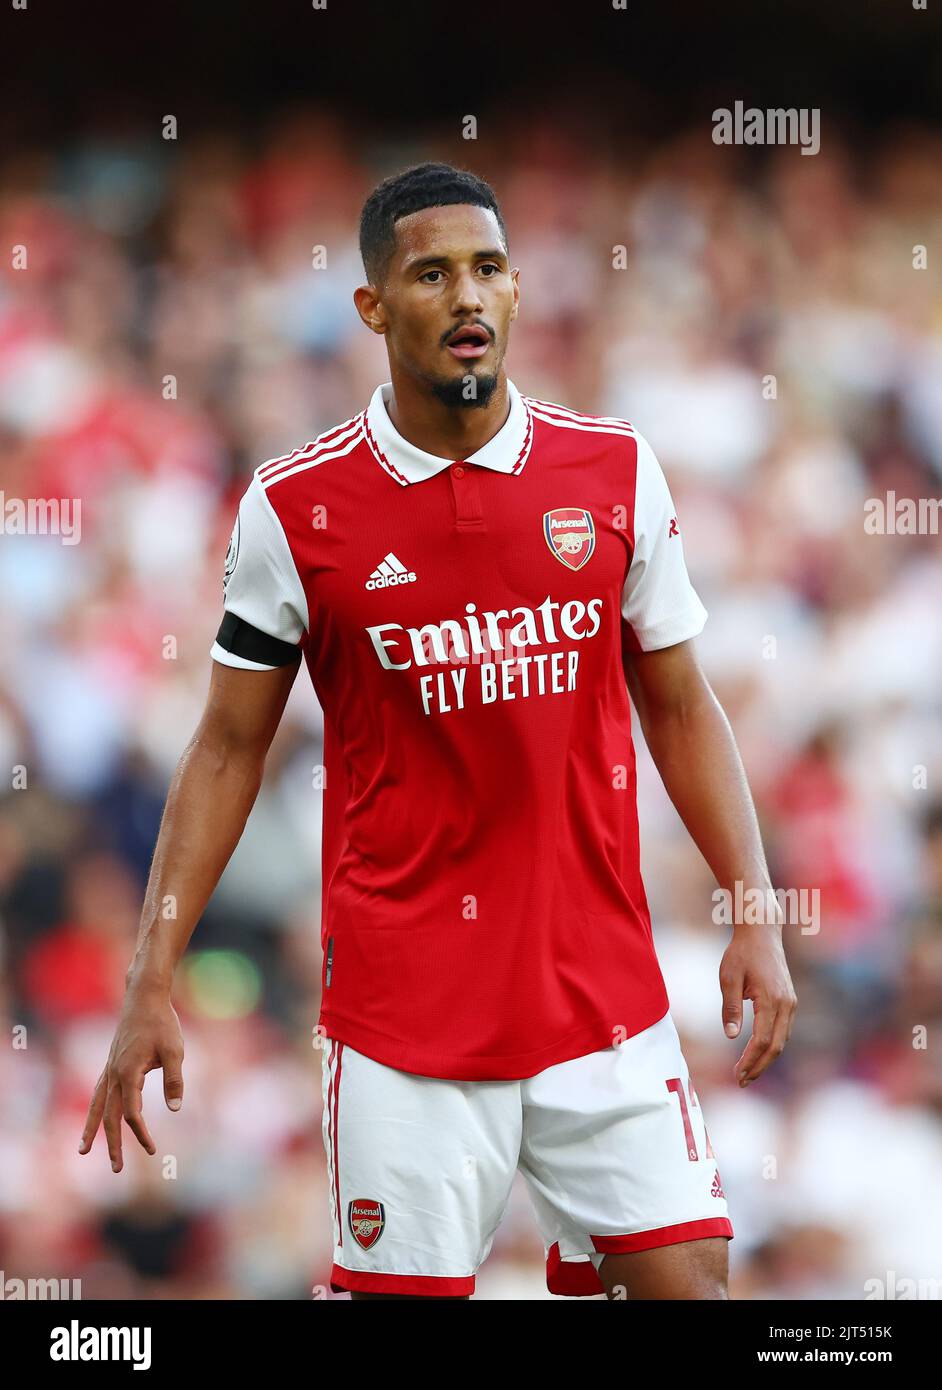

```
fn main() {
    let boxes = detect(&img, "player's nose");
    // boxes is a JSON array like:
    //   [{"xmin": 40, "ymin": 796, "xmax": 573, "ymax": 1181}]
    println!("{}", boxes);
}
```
[{"xmin": 449, "ymin": 270, "xmax": 484, "ymax": 314}]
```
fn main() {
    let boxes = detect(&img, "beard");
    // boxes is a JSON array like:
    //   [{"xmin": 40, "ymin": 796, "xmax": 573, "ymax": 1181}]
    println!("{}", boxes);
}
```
[{"xmin": 428, "ymin": 369, "xmax": 499, "ymax": 409}]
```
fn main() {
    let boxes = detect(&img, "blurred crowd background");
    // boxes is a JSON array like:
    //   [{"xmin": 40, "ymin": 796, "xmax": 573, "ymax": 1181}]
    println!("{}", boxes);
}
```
[{"xmin": 1, "ymin": 0, "xmax": 941, "ymax": 1300}]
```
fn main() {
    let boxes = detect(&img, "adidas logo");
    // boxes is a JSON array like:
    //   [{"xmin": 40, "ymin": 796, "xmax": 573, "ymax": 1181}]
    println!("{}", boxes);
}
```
[
  {"xmin": 711, "ymin": 1170, "xmax": 725, "ymax": 1199},
  {"xmin": 365, "ymin": 552, "xmax": 417, "ymax": 590}
]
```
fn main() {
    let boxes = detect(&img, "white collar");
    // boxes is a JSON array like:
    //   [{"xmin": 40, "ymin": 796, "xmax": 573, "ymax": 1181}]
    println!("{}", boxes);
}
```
[{"xmin": 364, "ymin": 378, "xmax": 533, "ymax": 485}]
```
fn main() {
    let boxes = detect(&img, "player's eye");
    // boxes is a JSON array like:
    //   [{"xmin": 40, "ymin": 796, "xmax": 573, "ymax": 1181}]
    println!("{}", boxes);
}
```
[
  {"xmin": 419, "ymin": 269, "xmax": 444, "ymax": 283},
  {"xmin": 478, "ymin": 263, "xmax": 501, "ymax": 275}
]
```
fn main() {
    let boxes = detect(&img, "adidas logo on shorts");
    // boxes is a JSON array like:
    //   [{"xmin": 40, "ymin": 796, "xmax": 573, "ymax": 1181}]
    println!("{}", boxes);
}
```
[
  {"xmin": 365, "ymin": 552, "xmax": 417, "ymax": 590},
  {"xmin": 711, "ymin": 1169, "xmax": 725, "ymax": 1199}
]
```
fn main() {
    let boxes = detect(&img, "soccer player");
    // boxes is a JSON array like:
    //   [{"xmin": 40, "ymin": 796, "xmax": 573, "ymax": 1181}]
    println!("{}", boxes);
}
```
[{"xmin": 80, "ymin": 163, "xmax": 797, "ymax": 1300}]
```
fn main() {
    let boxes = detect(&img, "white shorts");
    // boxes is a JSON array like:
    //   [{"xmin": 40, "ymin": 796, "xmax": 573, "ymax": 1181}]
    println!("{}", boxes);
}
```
[{"xmin": 320, "ymin": 1010, "xmax": 732, "ymax": 1297}]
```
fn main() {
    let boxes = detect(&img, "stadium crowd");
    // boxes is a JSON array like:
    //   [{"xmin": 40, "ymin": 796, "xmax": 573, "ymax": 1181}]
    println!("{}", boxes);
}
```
[{"xmin": 1, "ymin": 109, "xmax": 941, "ymax": 1298}]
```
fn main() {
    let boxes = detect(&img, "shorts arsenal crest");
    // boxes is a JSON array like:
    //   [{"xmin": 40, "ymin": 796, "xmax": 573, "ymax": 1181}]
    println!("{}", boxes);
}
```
[{"xmin": 348, "ymin": 1198, "xmax": 385, "ymax": 1250}]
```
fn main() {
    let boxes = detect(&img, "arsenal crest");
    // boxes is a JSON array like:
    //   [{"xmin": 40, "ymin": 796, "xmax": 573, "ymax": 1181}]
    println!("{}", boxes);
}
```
[
  {"xmin": 544, "ymin": 507, "xmax": 595, "ymax": 571},
  {"xmin": 348, "ymin": 1198, "xmax": 385, "ymax": 1250}
]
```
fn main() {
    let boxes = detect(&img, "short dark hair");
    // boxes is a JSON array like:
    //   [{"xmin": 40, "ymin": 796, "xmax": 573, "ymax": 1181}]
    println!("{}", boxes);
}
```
[{"xmin": 358, "ymin": 161, "xmax": 508, "ymax": 285}]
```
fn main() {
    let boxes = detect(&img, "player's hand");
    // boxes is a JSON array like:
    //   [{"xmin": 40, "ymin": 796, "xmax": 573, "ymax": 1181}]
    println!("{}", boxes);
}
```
[
  {"xmin": 719, "ymin": 919, "xmax": 797, "ymax": 1086},
  {"xmin": 78, "ymin": 981, "xmax": 185, "ymax": 1171}
]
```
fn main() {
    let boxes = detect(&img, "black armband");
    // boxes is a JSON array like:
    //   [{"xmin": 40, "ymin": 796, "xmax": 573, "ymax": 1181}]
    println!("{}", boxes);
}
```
[{"xmin": 215, "ymin": 612, "xmax": 301, "ymax": 667}]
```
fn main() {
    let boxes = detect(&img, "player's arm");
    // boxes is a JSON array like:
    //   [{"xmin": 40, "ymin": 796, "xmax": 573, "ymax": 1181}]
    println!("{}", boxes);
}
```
[
  {"xmin": 620, "ymin": 429, "xmax": 796, "ymax": 1086},
  {"xmin": 80, "ymin": 472, "xmax": 309, "ymax": 1170},
  {"xmin": 624, "ymin": 639, "xmax": 797, "ymax": 1086},
  {"xmin": 78, "ymin": 660, "xmax": 299, "ymax": 1171}
]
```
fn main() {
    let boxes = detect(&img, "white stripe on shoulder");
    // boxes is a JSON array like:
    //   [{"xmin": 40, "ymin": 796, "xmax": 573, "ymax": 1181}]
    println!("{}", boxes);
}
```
[
  {"xmin": 258, "ymin": 415, "xmax": 366, "ymax": 489},
  {"xmin": 524, "ymin": 396, "xmax": 637, "ymax": 433},
  {"xmin": 258, "ymin": 412, "xmax": 364, "ymax": 479},
  {"xmin": 258, "ymin": 417, "xmax": 350, "ymax": 478},
  {"xmin": 257, "ymin": 413, "xmax": 364, "ymax": 476},
  {"xmin": 528, "ymin": 405, "xmax": 636, "ymax": 438}
]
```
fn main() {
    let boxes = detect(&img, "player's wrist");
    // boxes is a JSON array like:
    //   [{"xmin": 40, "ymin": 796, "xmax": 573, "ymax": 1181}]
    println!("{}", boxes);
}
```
[
  {"xmin": 723, "ymin": 881, "xmax": 785, "ymax": 934},
  {"xmin": 125, "ymin": 950, "xmax": 176, "ymax": 996}
]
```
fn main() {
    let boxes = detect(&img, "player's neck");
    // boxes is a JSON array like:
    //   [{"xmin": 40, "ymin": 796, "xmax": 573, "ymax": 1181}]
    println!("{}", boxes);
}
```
[{"xmin": 385, "ymin": 372, "xmax": 510, "ymax": 463}]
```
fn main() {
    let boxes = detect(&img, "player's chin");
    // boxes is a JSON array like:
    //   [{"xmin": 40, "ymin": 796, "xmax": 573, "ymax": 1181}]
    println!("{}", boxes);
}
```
[{"xmin": 429, "ymin": 365, "xmax": 498, "ymax": 409}]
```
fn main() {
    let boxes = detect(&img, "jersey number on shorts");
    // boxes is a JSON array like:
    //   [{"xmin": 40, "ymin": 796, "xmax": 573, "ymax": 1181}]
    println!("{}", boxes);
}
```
[{"xmin": 666, "ymin": 1077, "xmax": 716, "ymax": 1162}]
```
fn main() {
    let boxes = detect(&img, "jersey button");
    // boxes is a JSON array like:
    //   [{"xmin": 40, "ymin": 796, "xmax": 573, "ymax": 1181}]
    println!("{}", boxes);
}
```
[{"xmin": 452, "ymin": 464, "xmax": 465, "ymax": 478}]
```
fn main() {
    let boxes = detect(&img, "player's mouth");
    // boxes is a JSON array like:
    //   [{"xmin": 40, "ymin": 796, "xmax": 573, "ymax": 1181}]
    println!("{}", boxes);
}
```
[{"xmin": 444, "ymin": 324, "xmax": 492, "ymax": 360}]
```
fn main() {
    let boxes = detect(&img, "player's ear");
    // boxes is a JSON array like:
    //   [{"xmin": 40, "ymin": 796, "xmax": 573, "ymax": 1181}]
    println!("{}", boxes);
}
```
[
  {"xmin": 510, "ymin": 267, "xmax": 520, "ymax": 322},
  {"xmin": 354, "ymin": 283, "xmax": 388, "ymax": 335}
]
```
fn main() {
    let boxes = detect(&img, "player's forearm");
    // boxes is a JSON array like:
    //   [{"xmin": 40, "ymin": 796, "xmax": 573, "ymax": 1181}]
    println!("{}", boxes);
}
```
[
  {"xmin": 126, "ymin": 733, "xmax": 266, "ymax": 992},
  {"xmin": 637, "ymin": 683, "xmax": 774, "ymax": 905}
]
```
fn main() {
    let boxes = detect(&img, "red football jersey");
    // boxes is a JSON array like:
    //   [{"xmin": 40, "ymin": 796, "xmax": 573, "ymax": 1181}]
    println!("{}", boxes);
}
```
[{"xmin": 212, "ymin": 381, "xmax": 707, "ymax": 1080}]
